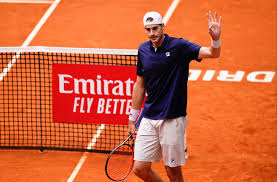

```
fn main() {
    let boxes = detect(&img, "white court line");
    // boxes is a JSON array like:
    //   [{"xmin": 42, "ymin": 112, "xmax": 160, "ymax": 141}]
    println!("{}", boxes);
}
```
[
  {"xmin": 66, "ymin": 0, "xmax": 181, "ymax": 181},
  {"xmin": 0, "ymin": 0, "xmax": 60, "ymax": 82},
  {"xmin": 22, "ymin": 0, "xmax": 60, "ymax": 47},
  {"xmin": 163, "ymin": 0, "xmax": 180, "ymax": 25},
  {"xmin": 0, "ymin": 0, "xmax": 53, "ymax": 3},
  {"xmin": 67, "ymin": 124, "xmax": 105, "ymax": 182}
]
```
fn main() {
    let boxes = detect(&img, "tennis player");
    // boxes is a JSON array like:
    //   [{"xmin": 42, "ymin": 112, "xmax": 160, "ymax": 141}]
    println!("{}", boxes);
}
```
[{"xmin": 128, "ymin": 11, "xmax": 222, "ymax": 182}]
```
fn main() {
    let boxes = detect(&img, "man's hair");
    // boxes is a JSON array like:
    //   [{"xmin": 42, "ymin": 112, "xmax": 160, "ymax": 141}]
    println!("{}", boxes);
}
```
[
  {"xmin": 146, "ymin": 17, "xmax": 162, "ymax": 26},
  {"xmin": 146, "ymin": 17, "xmax": 154, "ymax": 22}
]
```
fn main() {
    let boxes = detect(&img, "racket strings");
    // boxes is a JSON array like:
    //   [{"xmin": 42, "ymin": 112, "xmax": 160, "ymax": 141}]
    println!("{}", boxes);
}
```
[{"xmin": 106, "ymin": 144, "xmax": 134, "ymax": 181}]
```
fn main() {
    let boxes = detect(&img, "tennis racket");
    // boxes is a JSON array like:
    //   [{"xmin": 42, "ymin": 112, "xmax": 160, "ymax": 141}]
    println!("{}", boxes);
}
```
[{"xmin": 105, "ymin": 109, "xmax": 144, "ymax": 181}]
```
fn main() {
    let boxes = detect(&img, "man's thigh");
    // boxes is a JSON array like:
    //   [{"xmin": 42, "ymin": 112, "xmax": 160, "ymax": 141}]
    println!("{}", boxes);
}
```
[
  {"xmin": 160, "ymin": 116, "xmax": 187, "ymax": 167},
  {"xmin": 134, "ymin": 118, "xmax": 162, "ymax": 162}
]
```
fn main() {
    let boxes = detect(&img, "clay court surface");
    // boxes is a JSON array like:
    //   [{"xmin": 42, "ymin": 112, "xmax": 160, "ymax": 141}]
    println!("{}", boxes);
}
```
[{"xmin": 0, "ymin": 0, "xmax": 276, "ymax": 181}]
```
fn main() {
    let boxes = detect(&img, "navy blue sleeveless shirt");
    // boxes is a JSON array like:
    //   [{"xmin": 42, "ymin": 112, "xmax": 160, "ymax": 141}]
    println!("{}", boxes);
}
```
[{"xmin": 137, "ymin": 34, "xmax": 202, "ymax": 119}]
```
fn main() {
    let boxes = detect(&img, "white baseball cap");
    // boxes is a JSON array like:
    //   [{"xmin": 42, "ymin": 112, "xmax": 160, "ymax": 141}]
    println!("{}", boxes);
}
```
[{"xmin": 143, "ymin": 11, "xmax": 163, "ymax": 27}]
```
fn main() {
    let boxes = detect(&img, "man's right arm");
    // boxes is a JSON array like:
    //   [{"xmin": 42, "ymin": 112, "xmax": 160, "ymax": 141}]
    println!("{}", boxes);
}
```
[
  {"xmin": 128, "ymin": 75, "xmax": 145, "ymax": 135},
  {"xmin": 131, "ymin": 75, "xmax": 145, "ymax": 110}
]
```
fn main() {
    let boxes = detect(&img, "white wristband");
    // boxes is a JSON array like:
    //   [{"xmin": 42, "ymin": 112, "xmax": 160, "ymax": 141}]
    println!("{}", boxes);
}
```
[
  {"xmin": 129, "ymin": 109, "xmax": 140, "ymax": 121},
  {"xmin": 211, "ymin": 38, "xmax": 221, "ymax": 48}
]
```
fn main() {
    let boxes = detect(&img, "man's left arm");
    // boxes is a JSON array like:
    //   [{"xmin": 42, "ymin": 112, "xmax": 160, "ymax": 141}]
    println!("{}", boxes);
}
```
[{"xmin": 198, "ymin": 11, "xmax": 222, "ymax": 59}]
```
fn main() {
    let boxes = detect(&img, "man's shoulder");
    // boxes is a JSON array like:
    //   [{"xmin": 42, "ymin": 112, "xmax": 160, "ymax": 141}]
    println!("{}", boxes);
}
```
[
  {"xmin": 138, "ymin": 41, "xmax": 150, "ymax": 51},
  {"xmin": 168, "ymin": 35, "xmax": 188, "ymax": 45},
  {"xmin": 161, "ymin": 35, "xmax": 188, "ymax": 49}
]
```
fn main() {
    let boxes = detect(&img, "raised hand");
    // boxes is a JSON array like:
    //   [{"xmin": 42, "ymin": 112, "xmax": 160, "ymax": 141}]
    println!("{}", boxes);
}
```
[{"xmin": 206, "ymin": 11, "xmax": 222, "ymax": 40}]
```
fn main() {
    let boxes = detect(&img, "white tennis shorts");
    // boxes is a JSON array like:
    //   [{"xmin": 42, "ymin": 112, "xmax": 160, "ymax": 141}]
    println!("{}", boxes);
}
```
[{"xmin": 134, "ymin": 116, "xmax": 187, "ymax": 167}]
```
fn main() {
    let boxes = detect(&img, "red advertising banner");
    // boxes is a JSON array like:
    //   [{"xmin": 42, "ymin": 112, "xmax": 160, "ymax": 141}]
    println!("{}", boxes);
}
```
[{"xmin": 52, "ymin": 64, "xmax": 137, "ymax": 125}]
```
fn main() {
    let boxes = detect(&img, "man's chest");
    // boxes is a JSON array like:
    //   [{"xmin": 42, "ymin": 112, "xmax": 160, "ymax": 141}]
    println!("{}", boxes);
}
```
[{"xmin": 141, "ymin": 49, "xmax": 180, "ymax": 73}]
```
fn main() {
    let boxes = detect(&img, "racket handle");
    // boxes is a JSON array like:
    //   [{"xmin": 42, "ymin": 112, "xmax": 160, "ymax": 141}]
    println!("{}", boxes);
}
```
[{"xmin": 135, "ymin": 109, "xmax": 144, "ymax": 129}]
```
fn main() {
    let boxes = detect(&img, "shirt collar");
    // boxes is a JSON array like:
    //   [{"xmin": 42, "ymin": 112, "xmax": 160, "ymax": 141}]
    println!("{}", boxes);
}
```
[{"xmin": 150, "ymin": 34, "xmax": 169, "ymax": 52}]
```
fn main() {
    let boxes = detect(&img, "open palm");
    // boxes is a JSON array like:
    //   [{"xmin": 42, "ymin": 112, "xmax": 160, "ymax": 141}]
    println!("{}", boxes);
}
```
[{"xmin": 206, "ymin": 11, "xmax": 222, "ymax": 40}]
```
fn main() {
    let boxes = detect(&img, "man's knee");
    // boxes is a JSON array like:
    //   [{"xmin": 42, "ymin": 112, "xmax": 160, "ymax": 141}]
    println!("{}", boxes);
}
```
[
  {"xmin": 132, "ymin": 161, "xmax": 151, "ymax": 179},
  {"xmin": 132, "ymin": 164, "xmax": 145, "ymax": 177},
  {"xmin": 165, "ymin": 166, "xmax": 183, "ymax": 182}
]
